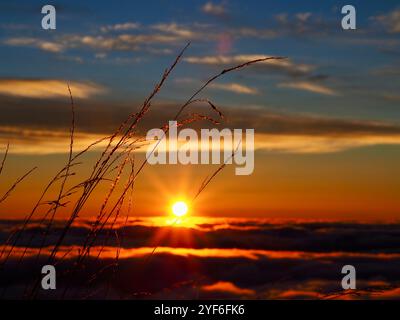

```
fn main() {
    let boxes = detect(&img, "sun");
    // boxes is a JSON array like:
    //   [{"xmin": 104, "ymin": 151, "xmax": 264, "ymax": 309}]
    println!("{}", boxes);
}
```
[{"xmin": 171, "ymin": 201, "xmax": 188, "ymax": 217}]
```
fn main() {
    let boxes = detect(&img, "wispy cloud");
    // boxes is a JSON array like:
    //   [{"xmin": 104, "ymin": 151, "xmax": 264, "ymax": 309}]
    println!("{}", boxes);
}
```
[
  {"xmin": 176, "ymin": 78, "xmax": 259, "ymax": 95},
  {"xmin": 201, "ymin": 2, "xmax": 227, "ymax": 16},
  {"xmin": 255, "ymin": 133, "xmax": 400, "ymax": 153},
  {"xmin": 184, "ymin": 55, "xmax": 314, "ymax": 76},
  {"xmin": 372, "ymin": 9, "xmax": 400, "ymax": 33},
  {"xmin": 210, "ymin": 82, "xmax": 259, "ymax": 95},
  {"xmin": 3, "ymin": 21, "xmax": 281, "ymax": 56},
  {"xmin": 151, "ymin": 22, "xmax": 198, "ymax": 38},
  {"xmin": 234, "ymin": 27, "xmax": 278, "ymax": 39},
  {"xmin": 3, "ymin": 22, "xmax": 200, "ymax": 54},
  {"xmin": 295, "ymin": 12, "xmax": 312, "ymax": 22},
  {"xmin": 2, "ymin": 90, "xmax": 400, "ymax": 154},
  {"xmin": 4, "ymin": 37, "xmax": 64, "ymax": 53},
  {"xmin": 100, "ymin": 22, "xmax": 141, "ymax": 33},
  {"xmin": 278, "ymin": 81, "xmax": 337, "ymax": 96},
  {"xmin": 0, "ymin": 79, "xmax": 106, "ymax": 99},
  {"xmin": 0, "ymin": 126, "xmax": 108, "ymax": 154}
]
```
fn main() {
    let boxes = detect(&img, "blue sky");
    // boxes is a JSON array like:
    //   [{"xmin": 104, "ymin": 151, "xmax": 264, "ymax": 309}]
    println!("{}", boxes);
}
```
[
  {"xmin": 0, "ymin": 1, "xmax": 399, "ymax": 147},
  {"xmin": 0, "ymin": 0, "xmax": 399, "ymax": 123}
]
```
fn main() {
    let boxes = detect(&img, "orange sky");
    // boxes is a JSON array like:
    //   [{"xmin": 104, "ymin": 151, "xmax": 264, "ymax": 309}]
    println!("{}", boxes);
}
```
[{"xmin": 2, "ymin": 145, "xmax": 399, "ymax": 221}]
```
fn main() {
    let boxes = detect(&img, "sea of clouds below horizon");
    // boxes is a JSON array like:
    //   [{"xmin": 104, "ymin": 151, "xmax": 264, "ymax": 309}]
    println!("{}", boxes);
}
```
[{"xmin": 1, "ymin": 218, "xmax": 400, "ymax": 299}]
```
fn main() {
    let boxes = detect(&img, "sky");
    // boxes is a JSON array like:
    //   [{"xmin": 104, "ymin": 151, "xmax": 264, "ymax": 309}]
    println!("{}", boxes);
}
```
[{"xmin": 0, "ymin": 0, "xmax": 400, "ymax": 220}]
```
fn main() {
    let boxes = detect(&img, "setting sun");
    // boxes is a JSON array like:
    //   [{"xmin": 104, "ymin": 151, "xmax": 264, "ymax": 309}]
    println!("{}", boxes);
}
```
[{"xmin": 172, "ymin": 201, "xmax": 188, "ymax": 217}]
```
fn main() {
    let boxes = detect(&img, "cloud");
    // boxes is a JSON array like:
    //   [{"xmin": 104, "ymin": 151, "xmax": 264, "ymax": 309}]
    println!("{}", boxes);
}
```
[
  {"xmin": 151, "ymin": 23, "xmax": 198, "ymax": 38},
  {"xmin": 58, "ymin": 23, "xmax": 201, "ymax": 51},
  {"xmin": 3, "ymin": 23, "xmax": 200, "ymax": 54},
  {"xmin": 4, "ymin": 37, "xmax": 64, "ymax": 53},
  {"xmin": 383, "ymin": 94, "xmax": 400, "ymax": 102},
  {"xmin": 234, "ymin": 27, "xmax": 278, "ymax": 39},
  {"xmin": 277, "ymin": 290, "xmax": 321, "ymax": 299},
  {"xmin": 222, "ymin": 105, "xmax": 400, "ymax": 137},
  {"xmin": 1, "ymin": 219, "xmax": 400, "ymax": 299},
  {"xmin": 2, "ymin": 22, "xmax": 280, "ymax": 59},
  {"xmin": 64, "ymin": 35, "xmax": 142, "ymax": 51},
  {"xmin": 278, "ymin": 81, "xmax": 337, "ymax": 96},
  {"xmin": 0, "ymin": 126, "xmax": 109, "ymax": 154},
  {"xmin": 4, "ymin": 21, "xmax": 283, "ymax": 58},
  {"xmin": 273, "ymin": 11, "xmax": 350, "ymax": 38},
  {"xmin": 201, "ymin": 2, "xmax": 227, "ymax": 16},
  {"xmin": 0, "ymin": 79, "xmax": 106, "ymax": 99},
  {"xmin": 176, "ymin": 78, "xmax": 259, "ymax": 95},
  {"xmin": 210, "ymin": 83, "xmax": 259, "ymax": 95},
  {"xmin": 100, "ymin": 22, "xmax": 141, "ymax": 32},
  {"xmin": 202, "ymin": 281, "xmax": 255, "ymax": 296},
  {"xmin": 295, "ymin": 12, "xmax": 312, "ymax": 22},
  {"xmin": 4, "ymin": 218, "xmax": 400, "ymax": 253},
  {"xmin": 255, "ymin": 133, "xmax": 400, "ymax": 153},
  {"xmin": 184, "ymin": 55, "xmax": 314, "ymax": 76},
  {"xmin": 1, "ymin": 96, "xmax": 400, "ymax": 154},
  {"xmin": 372, "ymin": 9, "xmax": 400, "ymax": 33}
]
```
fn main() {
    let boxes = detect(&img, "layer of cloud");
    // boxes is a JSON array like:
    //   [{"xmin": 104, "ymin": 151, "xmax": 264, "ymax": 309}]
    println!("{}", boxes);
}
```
[
  {"xmin": 3, "ymin": 218, "xmax": 400, "ymax": 253},
  {"xmin": 210, "ymin": 82, "xmax": 259, "ymax": 95},
  {"xmin": 2, "ymin": 128, "xmax": 400, "ymax": 155},
  {"xmin": 0, "ymin": 79, "xmax": 106, "ymax": 99},
  {"xmin": 274, "ymin": 11, "xmax": 336, "ymax": 36},
  {"xmin": 1, "ymin": 219, "xmax": 400, "ymax": 299},
  {"xmin": 3, "ymin": 23, "xmax": 199, "ymax": 54},
  {"xmin": 0, "ymin": 126, "xmax": 109, "ymax": 154},
  {"xmin": 1, "ymin": 96, "xmax": 400, "ymax": 154},
  {"xmin": 4, "ymin": 37, "xmax": 64, "ymax": 53},
  {"xmin": 2, "ymin": 22, "xmax": 278, "ymax": 56},
  {"xmin": 100, "ymin": 22, "xmax": 141, "ymax": 33},
  {"xmin": 184, "ymin": 55, "xmax": 314, "ymax": 76},
  {"xmin": 176, "ymin": 78, "xmax": 259, "ymax": 95},
  {"xmin": 151, "ymin": 22, "xmax": 198, "ymax": 38},
  {"xmin": 255, "ymin": 133, "xmax": 400, "ymax": 153},
  {"xmin": 278, "ymin": 81, "xmax": 337, "ymax": 96}
]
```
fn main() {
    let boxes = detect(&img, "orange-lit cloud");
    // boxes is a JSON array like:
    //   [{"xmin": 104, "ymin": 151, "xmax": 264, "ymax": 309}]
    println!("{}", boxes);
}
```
[
  {"xmin": 176, "ymin": 78, "xmax": 259, "ymax": 95},
  {"xmin": 255, "ymin": 133, "xmax": 400, "ymax": 153},
  {"xmin": 2, "ymin": 126, "xmax": 400, "ymax": 155},
  {"xmin": 0, "ymin": 126, "xmax": 109, "ymax": 154},
  {"xmin": 202, "ymin": 281, "xmax": 255, "ymax": 296},
  {"xmin": 0, "ymin": 79, "xmax": 105, "ymax": 99},
  {"xmin": 151, "ymin": 23, "xmax": 198, "ymax": 38},
  {"xmin": 277, "ymin": 290, "xmax": 321, "ymax": 299},
  {"xmin": 278, "ymin": 81, "xmax": 337, "ymax": 96},
  {"xmin": 210, "ymin": 82, "xmax": 259, "ymax": 95},
  {"xmin": 3, "ymin": 245, "xmax": 400, "ymax": 261},
  {"xmin": 4, "ymin": 37, "xmax": 64, "ymax": 53}
]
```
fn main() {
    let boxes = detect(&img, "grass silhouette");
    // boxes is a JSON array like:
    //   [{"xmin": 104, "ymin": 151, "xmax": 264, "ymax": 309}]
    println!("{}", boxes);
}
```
[{"xmin": 0, "ymin": 43, "xmax": 284, "ymax": 299}]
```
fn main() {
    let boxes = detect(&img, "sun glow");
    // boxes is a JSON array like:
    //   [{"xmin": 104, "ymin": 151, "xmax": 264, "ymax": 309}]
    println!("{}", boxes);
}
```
[{"xmin": 171, "ymin": 201, "xmax": 188, "ymax": 217}]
